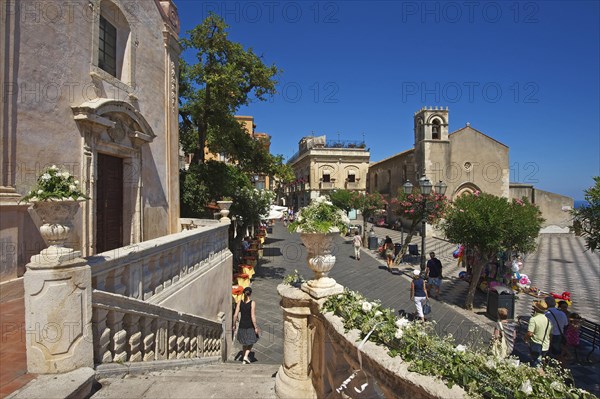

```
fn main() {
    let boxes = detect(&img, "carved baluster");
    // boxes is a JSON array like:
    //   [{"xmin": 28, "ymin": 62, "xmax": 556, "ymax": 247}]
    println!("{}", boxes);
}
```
[
  {"xmin": 142, "ymin": 257, "xmax": 154, "ymax": 300},
  {"xmin": 106, "ymin": 268, "xmax": 127, "ymax": 296},
  {"xmin": 190, "ymin": 326, "xmax": 198, "ymax": 358},
  {"xmin": 107, "ymin": 311, "xmax": 127, "ymax": 362},
  {"xmin": 93, "ymin": 272, "xmax": 107, "ymax": 291},
  {"xmin": 124, "ymin": 314, "xmax": 142, "ymax": 362},
  {"xmin": 179, "ymin": 245, "xmax": 187, "ymax": 279},
  {"xmin": 182, "ymin": 325, "xmax": 191, "ymax": 358},
  {"xmin": 197, "ymin": 327, "xmax": 206, "ymax": 357},
  {"xmin": 92, "ymin": 308, "xmax": 112, "ymax": 364},
  {"xmin": 155, "ymin": 320, "xmax": 167, "ymax": 360},
  {"xmin": 170, "ymin": 249, "xmax": 180, "ymax": 284},
  {"xmin": 141, "ymin": 317, "xmax": 156, "ymax": 362},
  {"xmin": 152, "ymin": 255, "xmax": 163, "ymax": 296},
  {"xmin": 162, "ymin": 254, "xmax": 172, "ymax": 290},
  {"xmin": 177, "ymin": 323, "xmax": 185, "ymax": 359},
  {"xmin": 168, "ymin": 322, "xmax": 177, "ymax": 359}
]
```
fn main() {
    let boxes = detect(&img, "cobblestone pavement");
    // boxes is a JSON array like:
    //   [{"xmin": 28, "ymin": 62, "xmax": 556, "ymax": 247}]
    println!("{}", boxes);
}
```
[{"xmin": 246, "ymin": 221, "xmax": 599, "ymax": 396}]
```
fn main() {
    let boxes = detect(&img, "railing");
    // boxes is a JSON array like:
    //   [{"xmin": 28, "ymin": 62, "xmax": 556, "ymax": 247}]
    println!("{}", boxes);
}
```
[
  {"xmin": 316, "ymin": 313, "xmax": 466, "ymax": 398},
  {"xmin": 345, "ymin": 182, "xmax": 360, "ymax": 190},
  {"xmin": 320, "ymin": 182, "xmax": 335, "ymax": 189},
  {"xmin": 89, "ymin": 225, "xmax": 229, "ymax": 301},
  {"xmin": 288, "ymin": 140, "xmax": 367, "ymax": 164},
  {"xmin": 92, "ymin": 290, "xmax": 223, "ymax": 365}
]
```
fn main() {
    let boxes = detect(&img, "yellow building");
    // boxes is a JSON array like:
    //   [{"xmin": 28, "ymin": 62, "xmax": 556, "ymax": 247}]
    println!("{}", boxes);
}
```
[{"xmin": 286, "ymin": 135, "xmax": 370, "ymax": 210}]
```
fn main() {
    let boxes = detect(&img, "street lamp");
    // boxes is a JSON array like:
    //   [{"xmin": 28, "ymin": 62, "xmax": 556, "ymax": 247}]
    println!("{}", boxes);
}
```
[{"xmin": 413, "ymin": 176, "xmax": 447, "ymax": 270}]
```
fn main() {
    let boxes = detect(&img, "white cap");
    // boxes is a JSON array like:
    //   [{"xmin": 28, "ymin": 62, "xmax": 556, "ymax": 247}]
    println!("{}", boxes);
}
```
[{"xmin": 413, "ymin": 269, "xmax": 421, "ymax": 276}]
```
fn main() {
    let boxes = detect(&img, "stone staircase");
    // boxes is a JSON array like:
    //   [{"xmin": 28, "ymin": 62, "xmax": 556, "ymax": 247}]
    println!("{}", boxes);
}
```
[{"xmin": 91, "ymin": 361, "xmax": 279, "ymax": 398}]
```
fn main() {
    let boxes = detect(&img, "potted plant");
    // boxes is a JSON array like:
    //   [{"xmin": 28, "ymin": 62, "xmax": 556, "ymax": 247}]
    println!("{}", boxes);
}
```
[
  {"xmin": 20, "ymin": 165, "xmax": 88, "ymax": 261},
  {"xmin": 288, "ymin": 197, "xmax": 348, "ymax": 289}
]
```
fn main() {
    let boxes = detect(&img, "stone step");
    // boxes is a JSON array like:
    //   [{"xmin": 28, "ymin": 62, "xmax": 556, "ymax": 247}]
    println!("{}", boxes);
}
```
[{"xmin": 92, "ymin": 362, "xmax": 280, "ymax": 399}]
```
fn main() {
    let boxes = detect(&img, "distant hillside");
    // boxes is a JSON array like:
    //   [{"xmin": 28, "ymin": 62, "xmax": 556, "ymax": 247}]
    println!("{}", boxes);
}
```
[{"xmin": 574, "ymin": 200, "xmax": 589, "ymax": 209}]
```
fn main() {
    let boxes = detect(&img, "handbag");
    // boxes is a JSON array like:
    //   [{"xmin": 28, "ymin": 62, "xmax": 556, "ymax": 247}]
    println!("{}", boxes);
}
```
[
  {"xmin": 490, "ymin": 322, "xmax": 508, "ymax": 358},
  {"xmin": 423, "ymin": 300, "xmax": 431, "ymax": 315}
]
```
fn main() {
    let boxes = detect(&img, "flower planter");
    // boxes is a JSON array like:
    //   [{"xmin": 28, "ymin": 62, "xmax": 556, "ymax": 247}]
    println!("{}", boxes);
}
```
[
  {"xmin": 216, "ymin": 200, "xmax": 233, "ymax": 223},
  {"xmin": 30, "ymin": 199, "xmax": 83, "ymax": 264},
  {"xmin": 300, "ymin": 231, "xmax": 338, "ymax": 289}
]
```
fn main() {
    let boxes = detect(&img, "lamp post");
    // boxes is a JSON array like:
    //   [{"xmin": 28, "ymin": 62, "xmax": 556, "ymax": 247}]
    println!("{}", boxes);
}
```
[{"xmin": 403, "ymin": 177, "xmax": 447, "ymax": 270}]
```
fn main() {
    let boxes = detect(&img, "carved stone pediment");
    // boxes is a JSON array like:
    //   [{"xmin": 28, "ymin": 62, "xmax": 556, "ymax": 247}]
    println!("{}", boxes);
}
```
[{"xmin": 72, "ymin": 99, "xmax": 156, "ymax": 148}]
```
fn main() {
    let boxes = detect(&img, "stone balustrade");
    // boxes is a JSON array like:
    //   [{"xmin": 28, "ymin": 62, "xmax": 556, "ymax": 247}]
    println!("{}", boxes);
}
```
[
  {"xmin": 89, "ymin": 225, "xmax": 229, "ymax": 300},
  {"xmin": 275, "ymin": 284, "xmax": 466, "ymax": 399},
  {"xmin": 92, "ymin": 290, "xmax": 223, "ymax": 365}
]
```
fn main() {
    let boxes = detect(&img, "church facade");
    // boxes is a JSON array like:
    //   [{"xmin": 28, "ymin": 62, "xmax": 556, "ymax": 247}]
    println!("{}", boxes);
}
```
[
  {"xmin": 367, "ymin": 107, "xmax": 573, "ymax": 232},
  {"xmin": 0, "ymin": 0, "xmax": 182, "ymax": 282}
]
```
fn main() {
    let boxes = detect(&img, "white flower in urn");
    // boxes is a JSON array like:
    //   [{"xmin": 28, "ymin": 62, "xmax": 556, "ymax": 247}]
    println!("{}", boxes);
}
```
[
  {"xmin": 395, "ymin": 317, "xmax": 410, "ymax": 330},
  {"xmin": 455, "ymin": 344, "xmax": 466, "ymax": 352},
  {"xmin": 288, "ymin": 195, "xmax": 348, "ymax": 235},
  {"xmin": 374, "ymin": 310, "xmax": 383, "ymax": 317},
  {"xmin": 19, "ymin": 166, "xmax": 88, "ymax": 203}
]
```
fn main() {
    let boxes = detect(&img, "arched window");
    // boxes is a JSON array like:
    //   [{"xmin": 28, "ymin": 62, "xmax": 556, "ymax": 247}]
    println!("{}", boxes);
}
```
[
  {"xmin": 432, "ymin": 119, "xmax": 441, "ymax": 140},
  {"xmin": 95, "ymin": 1, "xmax": 134, "ymax": 84}
]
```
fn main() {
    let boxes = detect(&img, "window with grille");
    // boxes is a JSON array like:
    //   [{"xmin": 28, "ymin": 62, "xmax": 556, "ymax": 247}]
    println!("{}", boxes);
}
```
[{"xmin": 99, "ymin": 16, "xmax": 117, "ymax": 77}]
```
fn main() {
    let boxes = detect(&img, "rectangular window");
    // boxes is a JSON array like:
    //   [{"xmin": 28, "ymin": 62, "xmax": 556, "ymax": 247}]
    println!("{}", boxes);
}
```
[
  {"xmin": 99, "ymin": 16, "xmax": 117, "ymax": 77},
  {"xmin": 322, "ymin": 173, "xmax": 330, "ymax": 183},
  {"xmin": 348, "ymin": 173, "xmax": 356, "ymax": 183}
]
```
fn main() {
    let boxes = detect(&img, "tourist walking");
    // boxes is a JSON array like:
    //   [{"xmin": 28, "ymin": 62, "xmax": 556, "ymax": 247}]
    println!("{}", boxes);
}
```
[
  {"xmin": 352, "ymin": 231, "xmax": 362, "ymax": 261},
  {"xmin": 525, "ymin": 300, "xmax": 552, "ymax": 367},
  {"xmin": 544, "ymin": 296, "xmax": 568, "ymax": 359},
  {"xmin": 410, "ymin": 269, "xmax": 429, "ymax": 321},
  {"xmin": 425, "ymin": 251, "xmax": 443, "ymax": 299},
  {"xmin": 233, "ymin": 287, "xmax": 260, "ymax": 364}
]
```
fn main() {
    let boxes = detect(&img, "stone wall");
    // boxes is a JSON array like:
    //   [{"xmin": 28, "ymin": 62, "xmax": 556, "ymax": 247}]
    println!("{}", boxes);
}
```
[
  {"xmin": 510, "ymin": 184, "xmax": 574, "ymax": 231},
  {"xmin": 0, "ymin": 0, "xmax": 181, "ymax": 282}
]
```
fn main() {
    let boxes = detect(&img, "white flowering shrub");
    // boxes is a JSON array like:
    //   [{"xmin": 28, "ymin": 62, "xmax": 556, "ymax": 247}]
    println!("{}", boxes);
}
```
[
  {"xmin": 322, "ymin": 289, "xmax": 596, "ymax": 399},
  {"xmin": 288, "ymin": 196, "xmax": 349, "ymax": 234},
  {"xmin": 20, "ymin": 165, "xmax": 88, "ymax": 202}
]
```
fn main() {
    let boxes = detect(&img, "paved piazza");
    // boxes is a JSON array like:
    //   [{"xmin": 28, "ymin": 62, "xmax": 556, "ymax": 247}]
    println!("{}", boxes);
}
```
[{"xmin": 247, "ymin": 221, "xmax": 599, "ymax": 396}]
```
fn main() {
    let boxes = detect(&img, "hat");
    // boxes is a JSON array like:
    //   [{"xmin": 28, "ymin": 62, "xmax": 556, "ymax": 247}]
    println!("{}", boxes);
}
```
[
  {"xmin": 533, "ymin": 300, "xmax": 548, "ymax": 313},
  {"xmin": 413, "ymin": 269, "xmax": 421, "ymax": 276}
]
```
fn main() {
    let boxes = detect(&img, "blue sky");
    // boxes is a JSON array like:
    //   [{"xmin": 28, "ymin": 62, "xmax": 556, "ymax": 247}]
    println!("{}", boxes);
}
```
[{"xmin": 176, "ymin": 1, "xmax": 600, "ymax": 200}]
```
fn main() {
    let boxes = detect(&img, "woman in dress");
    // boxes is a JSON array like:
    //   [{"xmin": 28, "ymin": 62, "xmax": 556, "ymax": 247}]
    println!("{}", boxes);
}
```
[
  {"xmin": 410, "ymin": 269, "xmax": 428, "ymax": 321},
  {"xmin": 233, "ymin": 287, "xmax": 260, "ymax": 364}
]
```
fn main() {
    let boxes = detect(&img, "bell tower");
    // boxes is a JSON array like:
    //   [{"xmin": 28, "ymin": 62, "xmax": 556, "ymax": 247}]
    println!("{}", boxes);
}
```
[{"xmin": 413, "ymin": 106, "xmax": 450, "ymax": 183}]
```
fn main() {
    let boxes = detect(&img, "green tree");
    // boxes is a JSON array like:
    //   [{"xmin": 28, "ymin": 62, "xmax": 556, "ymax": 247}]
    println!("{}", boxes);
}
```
[
  {"xmin": 231, "ymin": 188, "xmax": 275, "ymax": 238},
  {"xmin": 271, "ymin": 159, "xmax": 295, "ymax": 204},
  {"xmin": 349, "ymin": 192, "xmax": 385, "ymax": 245},
  {"xmin": 179, "ymin": 13, "xmax": 280, "ymax": 166},
  {"xmin": 439, "ymin": 192, "xmax": 544, "ymax": 310},
  {"xmin": 329, "ymin": 189, "xmax": 354, "ymax": 213},
  {"xmin": 179, "ymin": 13, "xmax": 283, "ymax": 216},
  {"xmin": 390, "ymin": 190, "xmax": 449, "ymax": 264},
  {"xmin": 180, "ymin": 161, "xmax": 250, "ymax": 217},
  {"xmin": 571, "ymin": 176, "xmax": 600, "ymax": 252}
]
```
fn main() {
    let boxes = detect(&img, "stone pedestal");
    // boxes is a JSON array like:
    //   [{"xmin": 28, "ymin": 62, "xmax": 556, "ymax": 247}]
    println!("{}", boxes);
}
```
[
  {"xmin": 275, "ymin": 284, "xmax": 317, "ymax": 399},
  {"xmin": 24, "ymin": 256, "xmax": 93, "ymax": 373}
]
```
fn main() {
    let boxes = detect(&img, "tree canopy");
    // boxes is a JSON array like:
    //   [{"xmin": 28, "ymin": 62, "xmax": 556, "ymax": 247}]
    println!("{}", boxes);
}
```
[
  {"xmin": 329, "ymin": 189, "xmax": 355, "ymax": 213},
  {"xmin": 178, "ymin": 13, "xmax": 284, "ymax": 218},
  {"xmin": 179, "ymin": 13, "xmax": 280, "ymax": 166},
  {"xmin": 572, "ymin": 176, "xmax": 600, "ymax": 252},
  {"xmin": 391, "ymin": 190, "xmax": 449, "ymax": 261},
  {"xmin": 439, "ymin": 192, "xmax": 544, "ymax": 310}
]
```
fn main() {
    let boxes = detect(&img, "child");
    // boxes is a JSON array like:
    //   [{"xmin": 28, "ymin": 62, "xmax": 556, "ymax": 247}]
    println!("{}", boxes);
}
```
[{"xmin": 560, "ymin": 313, "xmax": 582, "ymax": 364}]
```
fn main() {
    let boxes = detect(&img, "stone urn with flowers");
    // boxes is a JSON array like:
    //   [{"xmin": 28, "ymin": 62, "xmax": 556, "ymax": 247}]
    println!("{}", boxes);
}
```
[
  {"xmin": 288, "ymin": 196, "xmax": 349, "ymax": 297},
  {"xmin": 20, "ymin": 165, "xmax": 88, "ymax": 264}
]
